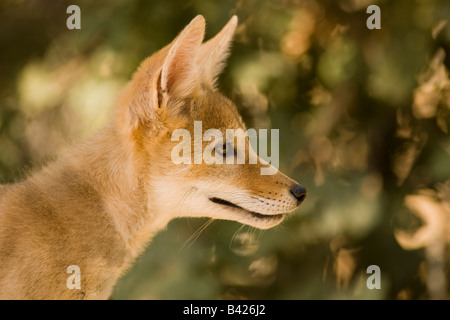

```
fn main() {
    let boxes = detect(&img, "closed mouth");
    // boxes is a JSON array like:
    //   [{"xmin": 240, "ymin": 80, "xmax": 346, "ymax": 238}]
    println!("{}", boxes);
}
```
[{"xmin": 209, "ymin": 197, "xmax": 284, "ymax": 221}]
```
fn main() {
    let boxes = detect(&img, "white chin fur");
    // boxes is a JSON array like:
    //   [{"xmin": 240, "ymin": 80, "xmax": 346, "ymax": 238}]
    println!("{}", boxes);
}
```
[{"xmin": 150, "ymin": 178, "xmax": 291, "ymax": 229}]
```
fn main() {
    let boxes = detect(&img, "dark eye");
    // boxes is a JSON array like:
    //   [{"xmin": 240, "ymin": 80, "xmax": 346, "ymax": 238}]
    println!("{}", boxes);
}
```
[{"xmin": 215, "ymin": 141, "xmax": 234, "ymax": 158}]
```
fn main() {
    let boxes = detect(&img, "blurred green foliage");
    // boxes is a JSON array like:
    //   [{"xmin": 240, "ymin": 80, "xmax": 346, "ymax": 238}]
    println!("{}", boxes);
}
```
[{"xmin": 1, "ymin": 0, "xmax": 450, "ymax": 299}]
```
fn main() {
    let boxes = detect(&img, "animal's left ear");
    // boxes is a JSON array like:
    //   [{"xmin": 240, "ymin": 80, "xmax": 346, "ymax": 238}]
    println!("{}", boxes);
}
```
[
  {"xmin": 160, "ymin": 15, "xmax": 206, "ymax": 99},
  {"xmin": 196, "ymin": 15, "xmax": 238, "ymax": 89}
]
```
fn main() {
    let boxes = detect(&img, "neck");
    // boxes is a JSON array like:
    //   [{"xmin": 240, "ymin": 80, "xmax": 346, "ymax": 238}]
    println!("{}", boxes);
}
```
[{"xmin": 67, "ymin": 123, "xmax": 163, "ymax": 260}]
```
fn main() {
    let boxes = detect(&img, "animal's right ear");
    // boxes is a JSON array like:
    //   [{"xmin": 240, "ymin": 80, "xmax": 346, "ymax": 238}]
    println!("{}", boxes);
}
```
[
  {"xmin": 196, "ymin": 15, "xmax": 238, "ymax": 89},
  {"xmin": 120, "ymin": 15, "xmax": 205, "ymax": 130}
]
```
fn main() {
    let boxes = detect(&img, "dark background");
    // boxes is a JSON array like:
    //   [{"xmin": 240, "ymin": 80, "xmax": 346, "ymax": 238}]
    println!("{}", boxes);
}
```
[{"xmin": 1, "ymin": 0, "xmax": 450, "ymax": 299}]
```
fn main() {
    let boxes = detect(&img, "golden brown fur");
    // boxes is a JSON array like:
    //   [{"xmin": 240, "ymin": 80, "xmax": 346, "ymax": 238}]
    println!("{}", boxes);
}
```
[{"xmin": 0, "ymin": 16, "xmax": 306, "ymax": 299}]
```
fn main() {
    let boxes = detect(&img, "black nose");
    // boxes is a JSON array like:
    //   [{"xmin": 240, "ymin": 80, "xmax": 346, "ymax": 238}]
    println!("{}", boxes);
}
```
[{"xmin": 290, "ymin": 184, "xmax": 307, "ymax": 204}]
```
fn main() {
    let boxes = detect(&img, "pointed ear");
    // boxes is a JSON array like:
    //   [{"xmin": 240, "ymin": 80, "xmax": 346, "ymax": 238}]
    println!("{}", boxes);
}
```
[
  {"xmin": 160, "ymin": 15, "xmax": 205, "ymax": 99},
  {"xmin": 119, "ymin": 15, "xmax": 205, "ymax": 130},
  {"xmin": 119, "ymin": 15, "xmax": 205, "ymax": 131},
  {"xmin": 196, "ymin": 15, "xmax": 238, "ymax": 89}
]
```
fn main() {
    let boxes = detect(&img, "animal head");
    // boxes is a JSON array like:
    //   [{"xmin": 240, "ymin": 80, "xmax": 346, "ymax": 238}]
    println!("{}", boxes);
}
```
[{"xmin": 116, "ymin": 15, "xmax": 306, "ymax": 229}]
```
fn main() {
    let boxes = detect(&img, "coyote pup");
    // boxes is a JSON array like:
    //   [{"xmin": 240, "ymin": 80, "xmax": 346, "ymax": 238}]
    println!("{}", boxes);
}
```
[{"xmin": 0, "ymin": 15, "xmax": 306, "ymax": 299}]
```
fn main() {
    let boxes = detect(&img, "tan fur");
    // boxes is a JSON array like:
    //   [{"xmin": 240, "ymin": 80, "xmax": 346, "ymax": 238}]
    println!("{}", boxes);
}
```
[{"xmin": 0, "ymin": 15, "xmax": 306, "ymax": 299}]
